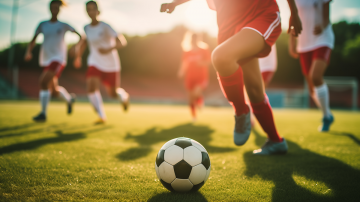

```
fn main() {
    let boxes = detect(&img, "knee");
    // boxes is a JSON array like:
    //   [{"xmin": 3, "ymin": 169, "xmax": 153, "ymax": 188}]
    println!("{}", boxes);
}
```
[
  {"xmin": 39, "ymin": 79, "xmax": 48, "ymax": 89},
  {"xmin": 212, "ymin": 47, "xmax": 231, "ymax": 71},
  {"xmin": 311, "ymin": 75, "xmax": 323, "ymax": 87}
]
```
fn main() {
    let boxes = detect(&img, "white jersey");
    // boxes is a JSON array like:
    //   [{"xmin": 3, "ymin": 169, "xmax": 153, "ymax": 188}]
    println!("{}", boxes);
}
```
[
  {"xmin": 35, "ymin": 20, "xmax": 75, "ymax": 67},
  {"xmin": 259, "ymin": 45, "xmax": 277, "ymax": 73},
  {"xmin": 84, "ymin": 22, "xmax": 120, "ymax": 72},
  {"xmin": 295, "ymin": 0, "xmax": 334, "ymax": 53}
]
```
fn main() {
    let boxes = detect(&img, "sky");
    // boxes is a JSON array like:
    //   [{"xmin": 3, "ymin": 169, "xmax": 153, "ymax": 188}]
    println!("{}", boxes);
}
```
[{"xmin": 0, "ymin": 0, "xmax": 360, "ymax": 49}]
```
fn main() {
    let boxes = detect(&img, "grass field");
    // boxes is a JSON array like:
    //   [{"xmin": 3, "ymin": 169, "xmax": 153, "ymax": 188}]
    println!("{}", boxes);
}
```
[{"xmin": 0, "ymin": 101, "xmax": 359, "ymax": 201}]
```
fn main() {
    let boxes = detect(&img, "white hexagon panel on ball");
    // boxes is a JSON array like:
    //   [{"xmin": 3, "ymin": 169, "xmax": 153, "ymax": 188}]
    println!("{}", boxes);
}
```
[
  {"xmin": 171, "ymin": 178, "xmax": 193, "ymax": 192},
  {"xmin": 189, "ymin": 164, "xmax": 207, "ymax": 185},
  {"xmin": 158, "ymin": 162, "xmax": 176, "ymax": 184},
  {"xmin": 183, "ymin": 146, "xmax": 202, "ymax": 166},
  {"xmin": 164, "ymin": 145, "xmax": 183, "ymax": 165}
]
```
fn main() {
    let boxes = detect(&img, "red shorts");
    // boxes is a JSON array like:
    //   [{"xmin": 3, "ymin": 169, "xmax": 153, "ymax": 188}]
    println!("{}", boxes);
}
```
[
  {"xmin": 216, "ymin": 1, "xmax": 281, "ymax": 58},
  {"xmin": 43, "ymin": 61, "xmax": 64, "ymax": 78},
  {"xmin": 299, "ymin": 47, "xmax": 332, "ymax": 76},
  {"xmin": 185, "ymin": 79, "xmax": 208, "ymax": 90},
  {"xmin": 261, "ymin": 71, "xmax": 275, "ymax": 86},
  {"xmin": 86, "ymin": 66, "xmax": 119, "ymax": 87}
]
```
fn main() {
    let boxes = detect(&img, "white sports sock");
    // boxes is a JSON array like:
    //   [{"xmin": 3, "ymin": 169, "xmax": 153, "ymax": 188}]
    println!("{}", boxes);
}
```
[
  {"xmin": 116, "ymin": 88, "xmax": 128, "ymax": 103},
  {"xmin": 88, "ymin": 92, "xmax": 106, "ymax": 119},
  {"xmin": 40, "ymin": 90, "xmax": 50, "ymax": 115},
  {"xmin": 315, "ymin": 83, "xmax": 332, "ymax": 118},
  {"xmin": 58, "ymin": 86, "xmax": 71, "ymax": 103}
]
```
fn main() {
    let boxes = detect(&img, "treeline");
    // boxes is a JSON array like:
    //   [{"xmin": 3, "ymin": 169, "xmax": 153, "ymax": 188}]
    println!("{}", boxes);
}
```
[{"xmin": 0, "ymin": 21, "xmax": 359, "ymax": 83}]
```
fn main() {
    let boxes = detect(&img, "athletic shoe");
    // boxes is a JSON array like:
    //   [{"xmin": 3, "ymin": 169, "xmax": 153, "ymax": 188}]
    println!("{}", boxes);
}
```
[
  {"xmin": 233, "ymin": 105, "xmax": 251, "ymax": 146},
  {"xmin": 94, "ymin": 118, "xmax": 106, "ymax": 125},
  {"xmin": 122, "ymin": 92, "xmax": 130, "ymax": 112},
  {"xmin": 33, "ymin": 113, "xmax": 46, "ymax": 122},
  {"xmin": 319, "ymin": 115, "xmax": 334, "ymax": 132},
  {"xmin": 253, "ymin": 138, "xmax": 288, "ymax": 155},
  {"xmin": 67, "ymin": 93, "xmax": 76, "ymax": 115}
]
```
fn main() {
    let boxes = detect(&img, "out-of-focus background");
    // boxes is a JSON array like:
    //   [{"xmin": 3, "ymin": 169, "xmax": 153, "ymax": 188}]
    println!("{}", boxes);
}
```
[{"xmin": 0, "ymin": 0, "xmax": 359, "ymax": 109}]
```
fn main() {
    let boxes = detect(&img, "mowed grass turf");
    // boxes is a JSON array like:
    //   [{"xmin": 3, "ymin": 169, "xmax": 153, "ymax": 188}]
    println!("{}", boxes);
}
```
[{"xmin": 0, "ymin": 101, "xmax": 359, "ymax": 201}]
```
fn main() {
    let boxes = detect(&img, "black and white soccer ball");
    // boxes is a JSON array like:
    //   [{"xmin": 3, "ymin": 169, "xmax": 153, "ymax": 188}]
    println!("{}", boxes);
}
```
[{"xmin": 155, "ymin": 137, "xmax": 211, "ymax": 192}]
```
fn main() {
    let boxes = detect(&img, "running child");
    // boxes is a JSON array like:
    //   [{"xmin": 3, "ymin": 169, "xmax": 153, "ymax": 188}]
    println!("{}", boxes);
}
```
[
  {"xmin": 288, "ymin": 0, "xmax": 334, "ymax": 132},
  {"xmin": 24, "ymin": 0, "xmax": 80, "ymax": 122},
  {"xmin": 178, "ymin": 32, "xmax": 211, "ymax": 121},
  {"xmin": 161, "ymin": 0, "xmax": 302, "ymax": 155},
  {"xmin": 74, "ymin": 1, "xmax": 129, "ymax": 124}
]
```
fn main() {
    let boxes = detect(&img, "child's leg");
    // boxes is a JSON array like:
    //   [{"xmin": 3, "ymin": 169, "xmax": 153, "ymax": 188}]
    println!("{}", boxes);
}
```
[
  {"xmin": 87, "ymin": 77, "xmax": 106, "ymax": 120},
  {"xmin": 49, "ymin": 77, "xmax": 71, "ymax": 103},
  {"xmin": 213, "ymin": 29, "xmax": 266, "ymax": 116},
  {"xmin": 311, "ymin": 59, "xmax": 332, "ymax": 118},
  {"xmin": 243, "ymin": 58, "xmax": 282, "ymax": 142},
  {"xmin": 38, "ymin": 71, "xmax": 56, "ymax": 115}
]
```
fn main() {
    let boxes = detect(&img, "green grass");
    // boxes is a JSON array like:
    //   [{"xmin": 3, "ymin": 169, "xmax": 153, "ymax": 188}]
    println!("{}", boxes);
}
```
[{"xmin": 0, "ymin": 101, "xmax": 359, "ymax": 201}]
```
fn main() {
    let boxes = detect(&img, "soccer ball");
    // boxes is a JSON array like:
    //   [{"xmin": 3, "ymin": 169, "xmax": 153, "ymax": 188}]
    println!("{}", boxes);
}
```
[{"xmin": 155, "ymin": 137, "xmax": 211, "ymax": 192}]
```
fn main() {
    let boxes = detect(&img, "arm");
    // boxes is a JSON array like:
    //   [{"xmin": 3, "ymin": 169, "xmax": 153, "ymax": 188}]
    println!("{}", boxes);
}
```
[
  {"xmin": 287, "ymin": 0, "xmax": 302, "ymax": 37},
  {"xmin": 73, "ymin": 37, "xmax": 87, "ymax": 69},
  {"xmin": 98, "ymin": 34, "xmax": 127, "ymax": 54},
  {"xmin": 178, "ymin": 60, "xmax": 188, "ymax": 79},
  {"xmin": 288, "ymin": 31, "xmax": 299, "ymax": 59},
  {"xmin": 160, "ymin": 0, "xmax": 190, "ymax": 14},
  {"xmin": 24, "ymin": 34, "xmax": 39, "ymax": 61}
]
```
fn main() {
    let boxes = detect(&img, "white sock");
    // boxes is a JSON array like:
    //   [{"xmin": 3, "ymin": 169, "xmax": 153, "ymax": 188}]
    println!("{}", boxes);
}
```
[
  {"xmin": 116, "ymin": 88, "xmax": 128, "ymax": 103},
  {"xmin": 40, "ymin": 90, "xmax": 50, "ymax": 115},
  {"xmin": 315, "ymin": 83, "xmax": 332, "ymax": 118},
  {"xmin": 88, "ymin": 91, "xmax": 106, "ymax": 119},
  {"xmin": 58, "ymin": 86, "xmax": 71, "ymax": 103}
]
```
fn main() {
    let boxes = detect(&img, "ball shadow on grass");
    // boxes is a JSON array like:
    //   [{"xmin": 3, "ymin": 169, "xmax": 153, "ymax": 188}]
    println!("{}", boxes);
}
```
[
  {"xmin": 116, "ymin": 123, "xmax": 236, "ymax": 161},
  {"xmin": 147, "ymin": 191, "xmax": 208, "ymax": 202},
  {"xmin": 244, "ymin": 128, "xmax": 360, "ymax": 201}
]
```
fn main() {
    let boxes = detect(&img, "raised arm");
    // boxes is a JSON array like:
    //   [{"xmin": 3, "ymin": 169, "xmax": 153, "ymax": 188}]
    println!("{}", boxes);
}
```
[
  {"xmin": 160, "ymin": 0, "xmax": 190, "ymax": 13},
  {"xmin": 287, "ymin": 0, "xmax": 302, "ymax": 37},
  {"xmin": 24, "ymin": 33, "xmax": 40, "ymax": 61}
]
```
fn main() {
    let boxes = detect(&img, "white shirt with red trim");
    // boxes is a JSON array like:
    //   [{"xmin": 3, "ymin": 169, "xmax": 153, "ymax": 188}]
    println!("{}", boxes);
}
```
[
  {"xmin": 295, "ymin": 0, "xmax": 334, "ymax": 53},
  {"xmin": 35, "ymin": 20, "xmax": 75, "ymax": 67},
  {"xmin": 259, "ymin": 45, "xmax": 277, "ymax": 73},
  {"xmin": 85, "ymin": 21, "xmax": 120, "ymax": 72}
]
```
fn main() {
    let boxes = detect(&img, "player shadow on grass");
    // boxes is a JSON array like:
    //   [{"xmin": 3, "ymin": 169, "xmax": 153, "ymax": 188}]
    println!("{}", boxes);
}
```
[
  {"xmin": 0, "ymin": 123, "xmax": 67, "ymax": 139},
  {"xmin": 147, "ymin": 191, "xmax": 208, "ymax": 202},
  {"xmin": 117, "ymin": 123, "xmax": 235, "ymax": 161},
  {"xmin": 0, "ymin": 125, "xmax": 111, "ymax": 155},
  {"xmin": 328, "ymin": 131, "xmax": 360, "ymax": 146},
  {"xmin": 243, "ymin": 128, "xmax": 360, "ymax": 202}
]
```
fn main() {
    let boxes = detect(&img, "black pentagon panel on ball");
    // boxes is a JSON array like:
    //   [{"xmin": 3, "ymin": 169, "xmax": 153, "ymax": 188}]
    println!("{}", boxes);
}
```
[
  {"xmin": 173, "ymin": 160, "xmax": 192, "ymax": 179},
  {"xmin": 174, "ymin": 138, "xmax": 193, "ymax": 149},
  {"xmin": 160, "ymin": 179, "xmax": 175, "ymax": 192},
  {"xmin": 190, "ymin": 181, "xmax": 204, "ymax": 192},
  {"xmin": 156, "ymin": 150, "xmax": 165, "ymax": 167},
  {"xmin": 201, "ymin": 152, "xmax": 210, "ymax": 170}
]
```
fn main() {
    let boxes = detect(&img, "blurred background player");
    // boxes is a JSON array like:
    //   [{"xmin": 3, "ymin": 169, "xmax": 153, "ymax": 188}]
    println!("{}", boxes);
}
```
[
  {"xmin": 74, "ymin": 1, "xmax": 129, "ymax": 124},
  {"xmin": 288, "ymin": 0, "xmax": 334, "ymax": 132},
  {"xmin": 178, "ymin": 32, "xmax": 211, "ymax": 121},
  {"xmin": 161, "ymin": 0, "xmax": 302, "ymax": 155},
  {"xmin": 24, "ymin": 0, "xmax": 80, "ymax": 122}
]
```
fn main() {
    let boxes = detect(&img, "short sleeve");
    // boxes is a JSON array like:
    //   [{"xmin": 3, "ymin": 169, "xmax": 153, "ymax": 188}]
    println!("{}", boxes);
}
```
[
  {"xmin": 105, "ymin": 23, "xmax": 118, "ymax": 38},
  {"xmin": 35, "ymin": 22, "xmax": 43, "ymax": 35},
  {"xmin": 64, "ymin": 23, "xmax": 75, "ymax": 32}
]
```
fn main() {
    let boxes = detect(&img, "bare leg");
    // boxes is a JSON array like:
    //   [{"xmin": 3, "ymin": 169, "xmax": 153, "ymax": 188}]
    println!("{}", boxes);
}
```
[{"xmin": 87, "ymin": 77, "xmax": 106, "ymax": 121}]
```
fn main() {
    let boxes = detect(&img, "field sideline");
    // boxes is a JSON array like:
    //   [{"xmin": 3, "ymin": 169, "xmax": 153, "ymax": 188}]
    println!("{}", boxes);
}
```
[{"xmin": 0, "ymin": 101, "xmax": 359, "ymax": 201}]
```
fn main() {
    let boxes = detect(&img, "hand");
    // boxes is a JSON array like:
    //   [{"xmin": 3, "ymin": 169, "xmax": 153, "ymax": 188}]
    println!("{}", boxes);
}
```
[
  {"xmin": 73, "ymin": 57, "xmax": 82, "ymax": 69},
  {"xmin": 289, "ymin": 48, "xmax": 299, "ymax": 59},
  {"xmin": 160, "ymin": 3, "xmax": 176, "ymax": 13},
  {"xmin": 98, "ymin": 47, "xmax": 112, "ymax": 54},
  {"xmin": 24, "ymin": 52, "xmax": 32, "ymax": 61},
  {"xmin": 288, "ymin": 14, "xmax": 302, "ymax": 37},
  {"xmin": 314, "ymin": 25, "xmax": 323, "ymax": 35}
]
